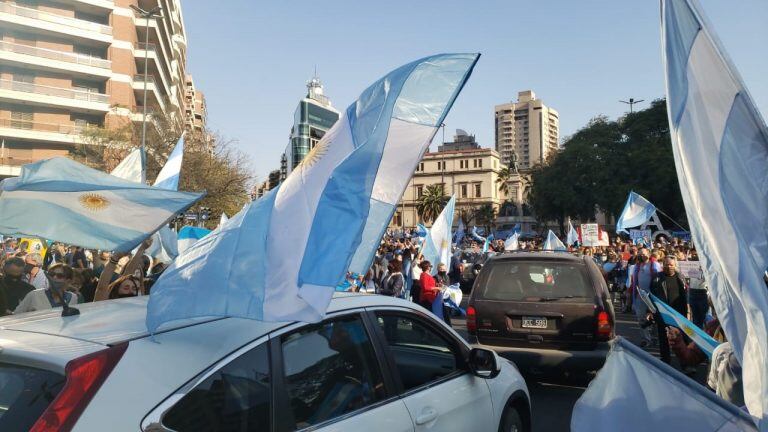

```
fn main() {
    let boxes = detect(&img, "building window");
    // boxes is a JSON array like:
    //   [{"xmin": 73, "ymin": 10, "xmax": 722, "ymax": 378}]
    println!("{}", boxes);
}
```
[
  {"xmin": 478, "ymin": 159, "xmax": 483, "ymax": 168},
  {"xmin": 460, "ymin": 184, "xmax": 468, "ymax": 198},
  {"xmin": 474, "ymin": 183, "xmax": 482, "ymax": 198},
  {"xmin": 393, "ymin": 211, "xmax": 402, "ymax": 226},
  {"xmin": 416, "ymin": 185, "xmax": 424, "ymax": 198},
  {"xmin": 10, "ymin": 110, "xmax": 33, "ymax": 130}
]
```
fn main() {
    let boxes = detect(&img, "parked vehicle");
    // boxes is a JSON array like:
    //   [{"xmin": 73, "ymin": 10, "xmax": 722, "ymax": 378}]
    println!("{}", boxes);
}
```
[
  {"xmin": 466, "ymin": 252, "xmax": 615, "ymax": 374},
  {"xmin": 0, "ymin": 294, "xmax": 530, "ymax": 432}
]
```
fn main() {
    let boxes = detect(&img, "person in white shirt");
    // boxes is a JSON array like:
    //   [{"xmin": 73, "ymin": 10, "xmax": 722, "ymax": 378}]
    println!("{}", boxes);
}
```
[
  {"xmin": 15, "ymin": 263, "xmax": 78, "ymax": 314},
  {"xmin": 24, "ymin": 253, "xmax": 48, "ymax": 291}
]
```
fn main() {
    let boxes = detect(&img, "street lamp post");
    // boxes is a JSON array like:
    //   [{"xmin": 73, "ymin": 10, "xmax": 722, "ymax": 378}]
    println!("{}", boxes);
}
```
[
  {"xmin": 619, "ymin": 97, "xmax": 645, "ymax": 113},
  {"xmin": 130, "ymin": 5, "xmax": 162, "ymax": 184}
]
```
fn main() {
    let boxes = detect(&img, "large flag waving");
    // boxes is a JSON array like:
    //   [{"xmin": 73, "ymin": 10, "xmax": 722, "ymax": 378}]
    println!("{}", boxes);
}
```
[
  {"xmin": 154, "ymin": 133, "xmax": 184, "ymax": 191},
  {"xmin": 453, "ymin": 216, "xmax": 465, "ymax": 245},
  {"xmin": 543, "ymin": 230, "xmax": 567, "ymax": 251},
  {"xmin": 110, "ymin": 148, "xmax": 143, "ymax": 183},
  {"xmin": 504, "ymin": 232, "xmax": 519, "ymax": 251},
  {"xmin": 421, "ymin": 196, "xmax": 456, "ymax": 269},
  {"xmin": 0, "ymin": 157, "xmax": 203, "ymax": 251},
  {"xmin": 663, "ymin": 0, "xmax": 768, "ymax": 424},
  {"xmin": 572, "ymin": 337, "xmax": 756, "ymax": 431},
  {"xmin": 147, "ymin": 53, "xmax": 479, "ymax": 330},
  {"xmin": 615, "ymin": 191, "xmax": 656, "ymax": 233}
]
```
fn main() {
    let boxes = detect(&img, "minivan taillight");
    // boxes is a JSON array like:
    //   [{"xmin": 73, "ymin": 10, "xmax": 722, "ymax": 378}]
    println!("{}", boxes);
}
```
[
  {"xmin": 30, "ymin": 343, "xmax": 127, "ymax": 432},
  {"xmin": 467, "ymin": 306, "xmax": 477, "ymax": 334},
  {"xmin": 596, "ymin": 311, "xmax": 612, "ymax": 341}
]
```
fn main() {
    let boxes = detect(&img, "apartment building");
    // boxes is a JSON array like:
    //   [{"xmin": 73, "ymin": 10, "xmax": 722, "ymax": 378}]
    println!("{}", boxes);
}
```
[
  {"xmin": 392, "ymin": 146, "xmax": 507, "ymax": 228},
  {"xmin": 184, "ymin": 73, "xmax": 205, "ymax": 132},
  {"xmin": 0, "ymin": 0, "xmax": 192, "ymax": 177},
  {"xmin": 494, "ymin": 90, "xmax": 559, "ymax": 170}
]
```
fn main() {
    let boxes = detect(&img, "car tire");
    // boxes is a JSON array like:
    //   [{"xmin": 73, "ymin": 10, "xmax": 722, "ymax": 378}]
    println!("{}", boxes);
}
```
[{"xmin": 499, "ymin": 406, "xmax": 524, "ymax": 432}]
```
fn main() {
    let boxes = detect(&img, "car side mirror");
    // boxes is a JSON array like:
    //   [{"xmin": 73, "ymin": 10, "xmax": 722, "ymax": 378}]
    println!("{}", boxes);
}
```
[{"xmin": 468, "ymin": 347, "xmax": 501, "ymax": 379}]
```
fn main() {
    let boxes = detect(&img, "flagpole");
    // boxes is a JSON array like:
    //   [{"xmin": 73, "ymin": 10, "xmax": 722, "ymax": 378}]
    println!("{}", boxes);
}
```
[{"xmin": 655, "ymin": 208, "xmax": 689, "ymax": 232}]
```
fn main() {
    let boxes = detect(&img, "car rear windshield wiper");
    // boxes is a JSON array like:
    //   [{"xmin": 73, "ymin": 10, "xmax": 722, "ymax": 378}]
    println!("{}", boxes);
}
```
[{"xmin": 538, "ymin": 295, "xmax": 577, "ymax": 302}]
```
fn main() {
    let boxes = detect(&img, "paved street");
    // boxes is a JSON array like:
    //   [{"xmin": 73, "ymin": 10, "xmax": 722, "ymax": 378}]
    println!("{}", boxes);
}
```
[{"xmin": 452, "ymin": 305, "xmax": 655, "ymax": 431}]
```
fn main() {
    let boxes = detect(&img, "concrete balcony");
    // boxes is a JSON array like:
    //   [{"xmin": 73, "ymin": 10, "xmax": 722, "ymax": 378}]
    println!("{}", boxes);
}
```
[
  {"xmin": 0, "ymin": 118, "xmax": 91, "ymax": 145},
  {"xmin": 132, "ymin": 75, "xmax": 168, "ymax": 115},
  {"xmin": 0, "ymin": 40, "xmax": 111, "ymax": 79},
  {"xmin": 0, "ymin": 2, "xmax": 112, "ymax": 44},
  {"xmin": 134, "ymin": 42, "xmax": 174, "ymax": 101},
  {"xmin": 0, "ymin": 79, "xmax": 110, "ymax": 113},
  {"xmin": 72, "ymin": 0, "xmax": 115, "ymax": 10}
]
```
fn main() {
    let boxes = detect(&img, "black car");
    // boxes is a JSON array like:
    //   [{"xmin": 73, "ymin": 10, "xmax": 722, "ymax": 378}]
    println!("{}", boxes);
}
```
[{"xmin": 466, "ymin": 252, "xmax": 615, "ymax": 373}]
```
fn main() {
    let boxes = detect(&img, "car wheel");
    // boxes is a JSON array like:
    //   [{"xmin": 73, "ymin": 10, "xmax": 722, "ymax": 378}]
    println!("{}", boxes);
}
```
[{"xmin": 499, "ymin": 406, "xmax": 523, "ymax": 432}]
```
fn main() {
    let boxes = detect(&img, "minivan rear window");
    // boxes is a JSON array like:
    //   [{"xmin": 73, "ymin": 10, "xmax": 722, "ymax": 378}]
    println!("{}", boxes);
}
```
[
  {"xmin": 482, "ymin": 261, "xmax": 593, "ymax": 301},
  {"xmin": 0, "ymin": 363, "xmax": 65, "ymax": 431}
]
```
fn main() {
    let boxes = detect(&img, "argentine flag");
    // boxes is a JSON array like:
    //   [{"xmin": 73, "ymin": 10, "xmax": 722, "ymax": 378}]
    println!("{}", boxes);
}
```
[
  {"xmin": 154, "ymin": 133, "xmax": 184, "ymax": 191},
  {"xmin": 567, "ymin": 221, "xmax": 579, "ymax": 246},
  {"xmin": 110, "ymin": 148, "xmax": 143, "ymax": 183},
  {"xmin": 421, "ymin": 196, "xmax": 455, "ymax": 269},
  {"xmin": 504, "ymin": 232, "xmax": 519, "ymax": 251},
  {"xmin": 453, "ymin": 217, "xmax": 465, "ymax": 245},
  {"xmin": 615, "ymin": 191, "xmax": 656, "ymax": 233},
  {"xmin": 147, "ymin": 53, "xmax": 479, "ymax": 330},
  {"xmin": 177, "ymin": 225, "xmax": 211, "ymax": 254},
  {"xmin": 572, "ymin": 337, "xmax": 756, "ymax": 431},
  {"xmin": 649, "ymin": 293, "xmax": 720, "ymax": 358},
  {"xmin": 663, "ymin": 0, "xmax": 768, "ymax": 424},
  {"xmin": 0, "ymin": 157, "xmax": 203, "ymax": 252},
  {"xmin": 543, "ymin": 230, "xmax": 567, "ymax": 251}
]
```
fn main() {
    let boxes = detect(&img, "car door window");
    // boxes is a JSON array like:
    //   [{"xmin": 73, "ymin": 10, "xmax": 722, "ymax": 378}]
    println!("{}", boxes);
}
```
[
  {"xmin": 376, "ymin": 313, "xmax": 464, "ymax": 391},
  {"xmin": 162, "ymin": 343, "xmax": 270, "ymax": 432},
  {"xmin": 281, "ymin": 315, "xmax": 386, "ymax": 429}
]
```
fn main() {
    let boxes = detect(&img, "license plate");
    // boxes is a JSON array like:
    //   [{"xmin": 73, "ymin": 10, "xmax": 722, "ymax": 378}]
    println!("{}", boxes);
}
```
[{"xmin": 522, "ymin": 317, "xmax": 547, "ymax": 329}]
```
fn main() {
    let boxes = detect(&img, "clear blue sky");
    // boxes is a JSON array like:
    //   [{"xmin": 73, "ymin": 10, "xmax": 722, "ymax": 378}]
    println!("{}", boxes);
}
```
[{"xmin": 182, "ymin": 1, "xmax": 768, "ymax": 181}]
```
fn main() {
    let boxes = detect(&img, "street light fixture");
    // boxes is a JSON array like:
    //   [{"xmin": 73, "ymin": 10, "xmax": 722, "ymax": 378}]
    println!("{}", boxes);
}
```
[
  {"xmin": 130, "ymin": 4, "xmax": 163, "ymax": 184},
  {"xmin": 619, "ymin": 98, "xmax": 645, "ymax": 113}
]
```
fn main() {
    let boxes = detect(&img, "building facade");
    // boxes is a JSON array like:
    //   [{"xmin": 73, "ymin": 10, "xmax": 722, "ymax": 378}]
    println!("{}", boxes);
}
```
[
  {"xmin": 184, "ymin": 74, "xmax": 205, "ymax": 132},
  {"xmin": 494, "ymin": 90, "xmax": 559, "ymax": 170},
  {"xmin": 281, "ymin": 75, "xmax": 338, "ymax": 178},
  {"xmin": 0, "ymin": 0, "xmax": 194, "ymax": 177},
  {"xmin": 392, "ymin": 146, "xmax": 507, "ymax": 229}
]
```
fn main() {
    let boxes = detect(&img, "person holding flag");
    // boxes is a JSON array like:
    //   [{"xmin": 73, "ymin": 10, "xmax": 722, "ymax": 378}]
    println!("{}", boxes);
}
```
[{"xmin": 650, "ymin": 256, "xmax": 689, "ymax": 364}]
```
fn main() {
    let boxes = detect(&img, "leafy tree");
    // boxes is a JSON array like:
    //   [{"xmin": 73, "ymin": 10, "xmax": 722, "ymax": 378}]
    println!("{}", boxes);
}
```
[
  {"xmin": 496, "ymin": 167, "xmax": 511, "ymax": 196},
  {"xmin": 416, "ymin": 184, "xmax": 449, "ymax": 223},
  {"xmin": 528, "ymin": 99, "xmax": 686, "ymax": 232},
  {"xmin": 474, "ymin": 203, "xmax": 497, "ymax": 234}
]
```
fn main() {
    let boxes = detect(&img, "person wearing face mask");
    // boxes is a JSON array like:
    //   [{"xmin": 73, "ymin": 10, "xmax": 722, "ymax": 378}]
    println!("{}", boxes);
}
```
[
  {"xmin": 107, "ymin": 275, "xmax": 142, "ymax": 299},
  {"xmin": 24, "ymin": 253, "xmax": 48, "ymax": 291},
  {"xmin": 650, "ymin": 257, "xmax": 688, "ymax": 364},
  {"xmin": 0, "ymin": 257, "xmax": 35, "ymax": 314},
  {"xmin": 629, "ymin": 247, "xmax": 663, "ymax": 347},
  {"xmin": 14, "ymin": 263, "xmax": 78, "ymax": 314}
]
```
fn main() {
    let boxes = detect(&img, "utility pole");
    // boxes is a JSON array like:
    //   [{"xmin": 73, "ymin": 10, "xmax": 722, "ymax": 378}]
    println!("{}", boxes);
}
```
[
  {"xmin": 619, "ymin": 98, "xmax": 645, "ymax": 113},
  {"xmin": 130, "ymin": 4, "xmax": 163, "ymax": 184}
]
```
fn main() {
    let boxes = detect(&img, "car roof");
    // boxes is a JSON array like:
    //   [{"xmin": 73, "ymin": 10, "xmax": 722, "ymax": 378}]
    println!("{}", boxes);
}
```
[
  {"xmin": 0, "ymin": 292, "xmax": 414, "ymax": 347},
  {"xmin": 486, "ymin": 251, "xmax": 586, "ymax": 263}
]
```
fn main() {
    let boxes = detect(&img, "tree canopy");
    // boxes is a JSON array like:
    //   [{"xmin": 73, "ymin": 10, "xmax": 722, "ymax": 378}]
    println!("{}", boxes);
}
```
[{"xmin": 528, "ymin": 99, "xmax": 686, "ymax": 232}]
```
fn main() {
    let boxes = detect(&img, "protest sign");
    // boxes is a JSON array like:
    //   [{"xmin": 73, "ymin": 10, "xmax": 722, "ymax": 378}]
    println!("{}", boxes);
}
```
[
  {"xmin": 581, "ymin": 223, "xmax": 600, "ymax": 247},
  {"xmin": 630, "ymin": 229, "xmax": 652, "ymax": 246}
]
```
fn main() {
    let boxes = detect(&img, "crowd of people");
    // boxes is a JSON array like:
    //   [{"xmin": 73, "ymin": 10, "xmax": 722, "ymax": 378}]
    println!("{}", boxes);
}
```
[{"xmin": 0, "ymin": 237, "xmax": 164, "ymax": 316}]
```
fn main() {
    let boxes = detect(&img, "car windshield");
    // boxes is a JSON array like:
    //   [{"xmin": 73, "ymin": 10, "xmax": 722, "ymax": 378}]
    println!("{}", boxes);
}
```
[{"xmin": 482, "ymin": 261, "xmax": 593, "ymax": 301}]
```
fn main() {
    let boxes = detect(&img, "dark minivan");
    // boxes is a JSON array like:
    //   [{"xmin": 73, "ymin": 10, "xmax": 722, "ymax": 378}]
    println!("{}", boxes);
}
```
[{"xmin": 466, "ymin": 252, "xmax": 615, "ymax": 373}]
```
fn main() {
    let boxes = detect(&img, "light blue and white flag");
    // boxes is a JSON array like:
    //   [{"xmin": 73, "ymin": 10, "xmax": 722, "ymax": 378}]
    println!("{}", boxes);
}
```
[
  {"xmin": 567, "ymin": 220, "xmax": 579, "ymax": 246},
  {"xmin": 177, "ymin": 225, "xmax": 211, "ymax": 254},
  {"xmin": 616, "ymin": 191, "xmax": 656, "ymax": 233},
  {"xmin": 153, "ymin": 133, "xmax": 184, "ymax": 191},
  {"xmin": 110, "ymin": 148, "xmax": 143, "ymax": 183},
  {"xmin": 0, "ymin": 157, "xmax": 202, "ymax": 252},
  {"xmin": 453, "ymin": 217, "xmax": 465, "ymax": 245},
  {"xmin": 663, "ymin": 0, "xmax": 768, "ymax": 423},
  {"xmin": 145, "ymin": 225, "xmax": 178, "ymax": 264},
  {"xmin": 481, "ymin": 234, "xmax": 494, "ymax": 254},
  {"xmin": 471, "ymin": 225, "xmax": 486, "ymax": 243},
  {"xmin": 421, "ymin": 196, "xmax": 455, "ymax": 269},
  {"xmin": 218, "ymin": 212, "xmax": 229, "ymax": 227},
  {"xmin": 571, "ymin": 337, "xmax": 757, "ymax": 431},
  {"xmin": 415, "ymin": 223, "xmax": 429, "ymax": 238},
  {"xmin": 504, "ymin": 232, "xmax": 519, "ymax": 251},
  {"xmin": 650, "ymin": 293, "xmax": 720, "ymax": 358},
  {"xmin": 147, "ymin": 54, "xmax": 479, "ymax": 330},
  {"xmin": 543, "ymin": 230, "xmax": 567, "ymax": 251}
]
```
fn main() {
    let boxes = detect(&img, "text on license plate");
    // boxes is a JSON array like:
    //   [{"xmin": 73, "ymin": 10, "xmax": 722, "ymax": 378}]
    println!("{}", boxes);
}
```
[{"xmin": 522, "ymin": 317, "xmax": 547, "ymax": 329}]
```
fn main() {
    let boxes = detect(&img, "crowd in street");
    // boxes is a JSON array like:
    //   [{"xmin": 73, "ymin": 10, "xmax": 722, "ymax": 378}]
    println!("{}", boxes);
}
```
[{"xmin": 0, "ymin": 237, "xmax": 162, "ymax": 316}]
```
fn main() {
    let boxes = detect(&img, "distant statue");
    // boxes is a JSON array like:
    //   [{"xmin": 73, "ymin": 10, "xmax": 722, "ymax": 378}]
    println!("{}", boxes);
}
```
[{"xmin": 511, "ymin": 152, "xmax": 519, "ymax": 173}]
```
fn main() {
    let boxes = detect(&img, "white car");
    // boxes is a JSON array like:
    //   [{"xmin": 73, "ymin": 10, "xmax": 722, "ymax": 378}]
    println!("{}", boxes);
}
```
[{"xmin": 0, "ymin": 293, "xmax": 530, "ymax": 432}]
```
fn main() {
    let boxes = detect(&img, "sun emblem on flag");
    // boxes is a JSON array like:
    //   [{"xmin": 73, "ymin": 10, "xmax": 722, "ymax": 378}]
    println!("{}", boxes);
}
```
[
  {"xmin": 683, "ymin": 326, "xmax": 694, "ymax": 337},
  {"xmin": 78, "ymin": 193, "xmax": 110, "ymax": 211},
  {"xmin": 441, "ymin": 239, "xmax": 449, "ymax": 249},
  {"xmin": 299, "ymin": 140, "xmax": 330, "ymax": 172}
]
